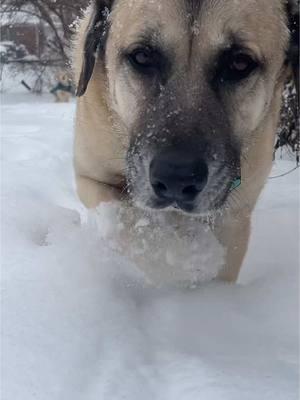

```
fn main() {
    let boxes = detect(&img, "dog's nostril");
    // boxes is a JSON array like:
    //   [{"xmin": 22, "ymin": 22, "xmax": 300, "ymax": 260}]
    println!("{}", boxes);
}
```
[
  {"xmin": 152, "ymin": 181, "xmax": 168, "ymax": 196},
  {"xmin": 181, "ymin": 185, "xmax": 199, "ymax": 199},
  {"xmin": 154, "ymin": 181, "xmax": 167, "ymax": 192}
]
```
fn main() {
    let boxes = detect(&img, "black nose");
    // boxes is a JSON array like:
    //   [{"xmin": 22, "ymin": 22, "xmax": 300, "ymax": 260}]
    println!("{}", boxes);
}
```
[{"xmin": 150, "ymin": 147, "xmax": 208, "ymax": 204}]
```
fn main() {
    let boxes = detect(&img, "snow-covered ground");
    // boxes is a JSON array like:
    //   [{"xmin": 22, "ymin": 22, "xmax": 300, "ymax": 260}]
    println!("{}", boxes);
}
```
[{"xmin": 1, "ymin": 93, "xmax": 299, "ymax": 400}]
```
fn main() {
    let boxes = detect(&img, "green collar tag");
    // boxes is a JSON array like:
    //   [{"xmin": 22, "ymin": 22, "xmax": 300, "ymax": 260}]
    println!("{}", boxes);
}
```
[{"xmin": 230, "ymin": 176, "xmax": 241, "ymax": 191}]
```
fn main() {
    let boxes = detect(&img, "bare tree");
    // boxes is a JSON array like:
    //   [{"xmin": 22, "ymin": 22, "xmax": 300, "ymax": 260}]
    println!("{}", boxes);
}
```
[
  {"xmin": 276, "ymin": 81, "xmax": 299, "ymax": 158},
  {"xmin": 1, "ymin": 0, "xmax": 88, "ymax": 65}
]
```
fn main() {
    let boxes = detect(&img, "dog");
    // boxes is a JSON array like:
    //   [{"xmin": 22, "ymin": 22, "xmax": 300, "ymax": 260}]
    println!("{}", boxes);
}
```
[
  {"xmin": 72, "ymin": 0, "xmax": 299, "ymax": 282},
  {"xmin": 50, "ymin": 72, "xmax": 73, "ymax": 103}
]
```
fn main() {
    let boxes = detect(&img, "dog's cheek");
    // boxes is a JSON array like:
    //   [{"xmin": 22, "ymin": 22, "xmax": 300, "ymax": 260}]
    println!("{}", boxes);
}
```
[
  {"xmin": 109, "ymin": 74, "xmax": 141, "ymax": 129},
  {"xmin": 230, "ymin": 84, "xmax": 269, "ymax": 139}
]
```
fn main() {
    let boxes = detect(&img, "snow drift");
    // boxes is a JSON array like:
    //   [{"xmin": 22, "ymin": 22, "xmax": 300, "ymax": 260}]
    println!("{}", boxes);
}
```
[{"xmin": 1, "ymin": 94, "xmax": 299, "ymax": 399}]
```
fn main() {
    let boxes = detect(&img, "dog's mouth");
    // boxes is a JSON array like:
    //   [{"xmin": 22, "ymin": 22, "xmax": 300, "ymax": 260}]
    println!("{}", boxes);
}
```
[
  {"xmin": 132, "ymin": 170, "xmax": 241, "ymax": 216},
  {"xmin": 148, "ymin": 186, "xmax": 236, "ymax": 215},
  {"xmin": 148, "ymin": 197, "xmax": 198, "ymax": 213}
]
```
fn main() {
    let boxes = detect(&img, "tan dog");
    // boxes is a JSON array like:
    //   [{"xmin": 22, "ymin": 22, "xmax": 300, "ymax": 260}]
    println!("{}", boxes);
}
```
[
  {"xmin": 73, "ymin": 0, "xmax": 299, "ymax": 282},
  {"xmin": 51, "ymin": 72, "xmax": 73, "ymax": 103}
]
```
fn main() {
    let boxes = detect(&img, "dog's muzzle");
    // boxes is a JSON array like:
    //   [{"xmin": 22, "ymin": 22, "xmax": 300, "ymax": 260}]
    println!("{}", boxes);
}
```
[{"xmin": 149, "ymin": 146, "xmax": 208, "ymax": 212}]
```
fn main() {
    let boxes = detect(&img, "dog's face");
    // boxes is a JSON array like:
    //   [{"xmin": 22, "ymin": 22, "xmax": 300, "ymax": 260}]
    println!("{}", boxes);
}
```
[
  {"xmin": 77, "ymin": 0, "xmax": 298, "ymax": 215},
  {"xmin": 58, "ymin": 72, "xmax": 69, "ymax": 85}
]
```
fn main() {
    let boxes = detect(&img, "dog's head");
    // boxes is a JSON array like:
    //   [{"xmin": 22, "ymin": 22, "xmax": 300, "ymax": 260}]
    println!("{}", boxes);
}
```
[
  {"xmin": 76, "ymin": 0, "xmax": 299, "ymax": 215},
  {"xmin": 57, "ymin": 72, "xmax": 70, "ymax": 85}
]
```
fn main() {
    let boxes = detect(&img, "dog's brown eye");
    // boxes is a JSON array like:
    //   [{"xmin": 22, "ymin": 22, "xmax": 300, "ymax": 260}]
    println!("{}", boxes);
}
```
[
  {"xmin": 128, "ymin": 47, "xmax": 160, "ymax": 72},
  {"xmin": 231, "ymin": 54, "xmax": 252, "ymax": 72},
  {"xmin": 217, "ymin": 50, "xmax": 258, "ymax": 83},
  {"xmin": 133, "ymin": 50, "xmax": 152, "ymax": 66}
]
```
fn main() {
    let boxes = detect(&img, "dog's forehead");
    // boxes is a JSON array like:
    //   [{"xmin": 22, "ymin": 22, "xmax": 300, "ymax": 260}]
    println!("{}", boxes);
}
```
[{"xmin": 109, "ymin": 0, "xmax": 288, "ymax": 56}]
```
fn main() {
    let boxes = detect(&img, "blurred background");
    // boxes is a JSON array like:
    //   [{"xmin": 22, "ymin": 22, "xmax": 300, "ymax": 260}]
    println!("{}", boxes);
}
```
[{"xmin": 0, "ymin": 0, "xmax": 87, "ymax": 94}]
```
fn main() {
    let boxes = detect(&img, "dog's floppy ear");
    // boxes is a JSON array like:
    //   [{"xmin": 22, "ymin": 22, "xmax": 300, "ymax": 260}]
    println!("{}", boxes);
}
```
[
  {"xmin": 286, "ymin": 0, "xmax": 299, "ymax": 99},
  {"xmin": 76, "ymin": 0, "xmax": 113, "ymax": 97}
]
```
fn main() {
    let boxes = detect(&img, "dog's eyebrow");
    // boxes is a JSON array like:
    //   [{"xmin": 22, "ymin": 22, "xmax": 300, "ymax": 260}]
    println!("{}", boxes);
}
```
[
  {"xmin": 226, "ymin": 33, "xmax": 263, "ymax": 60},
  {"xmin": 123, "ymin": 27, "xmax": 164, "ymax": 50}
]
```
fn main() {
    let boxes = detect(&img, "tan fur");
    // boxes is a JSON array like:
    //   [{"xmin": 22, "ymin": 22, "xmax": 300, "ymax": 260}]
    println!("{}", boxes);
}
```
[
  {"xmin": 73, "ymin": 0, "xmax": 293, "ymax": 281},
  {"xmin": 53, "ymin": 72, "xmax": 72, "ymax": 103},
  {"xmin": 55, "ymin": 91, "xmax": 71, "ymax": 103}
]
